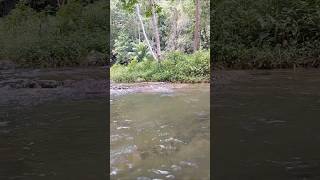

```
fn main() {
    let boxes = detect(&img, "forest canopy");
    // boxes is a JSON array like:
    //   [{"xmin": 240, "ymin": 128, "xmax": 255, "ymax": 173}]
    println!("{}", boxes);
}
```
[
  {"xmin": 110, "ymin": 0, "xmax": 210, "ymax": 83},
  {"xmin": 0, "ymin": 0, "xmax": 210, "ymax": 83}
]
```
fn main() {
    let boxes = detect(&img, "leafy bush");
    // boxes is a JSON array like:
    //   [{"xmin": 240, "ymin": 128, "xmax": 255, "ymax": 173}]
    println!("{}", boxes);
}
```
[
  {"xmin": 213, "ymin": 0, "xmax": 320, "ymax": 69},
  {"xmin": 128, "ymin": 42, "xmax": 152, "ymax": 62},
  {"xmin": 111, "ymin": 50, "xmax": 210, "ymax": 83},
  {"xmin": 0, "ymin": 0, "xmax": 107, "ymax": 67}
]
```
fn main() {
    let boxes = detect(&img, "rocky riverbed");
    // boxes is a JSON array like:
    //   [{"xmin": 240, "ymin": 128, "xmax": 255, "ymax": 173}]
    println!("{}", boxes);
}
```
[
  {"xmin": 0, "ymin": 67, "xmax": 108, "ymax": 106},
  {"xmin": 0, "ymin": 67, "xmax": 206, "ymax": 107}
]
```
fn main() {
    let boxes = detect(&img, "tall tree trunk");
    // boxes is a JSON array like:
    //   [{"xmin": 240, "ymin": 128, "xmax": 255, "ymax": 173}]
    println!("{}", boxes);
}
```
[
  {"xmin": 149, "ymin": 0, "xmax": 161, "ymax": 59},
  {"xmin": 167, "ymin": 6, "xmax": 178, "ymax": 51},
  {"xmin": 136, "ymin": 4, "xmax": 158, "ymax": 61},
  {"xmin": 193, "ymin": 0, "xmax": 201, "ymax": 52},
  {"xmin": 137, "ymin": 17, "xmax": 141, "ymax": 42}
]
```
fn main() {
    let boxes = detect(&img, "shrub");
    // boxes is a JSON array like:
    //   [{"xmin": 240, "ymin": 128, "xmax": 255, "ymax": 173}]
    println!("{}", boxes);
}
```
[
  {"xmin": 0, "ymin": 0, "xmax": 107, "ymax": 67},
  {"xmin": 110, "ymin": 50, "xmax": 210, "ymax": 83},
  {"xmin": 213, "ymin": 0, "xmax": 320, "ymax": 69}
]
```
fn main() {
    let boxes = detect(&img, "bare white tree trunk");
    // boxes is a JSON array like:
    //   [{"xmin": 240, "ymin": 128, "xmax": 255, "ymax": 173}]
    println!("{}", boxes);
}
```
[{"xmin": 136, "ymin": 4, "xmax": 158, "ymax": 61}]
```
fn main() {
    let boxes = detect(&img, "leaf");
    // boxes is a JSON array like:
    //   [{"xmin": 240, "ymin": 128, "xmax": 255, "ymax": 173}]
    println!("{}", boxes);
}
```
[{"xmin": 145, "ymin": 7, "xmax": 152, "ymax": 17}]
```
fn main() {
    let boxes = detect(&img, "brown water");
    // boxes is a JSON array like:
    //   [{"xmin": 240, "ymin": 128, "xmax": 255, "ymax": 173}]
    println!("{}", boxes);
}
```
[
  {"xmin": 213, "ymin": 70, "xmax": 320, "ymax": 180},
  {"xmin": 110, "ymin": 84, "xmax": 210, "ymax": 180}
]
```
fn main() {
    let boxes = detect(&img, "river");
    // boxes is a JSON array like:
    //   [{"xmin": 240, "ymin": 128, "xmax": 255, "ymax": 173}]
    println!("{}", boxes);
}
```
[
  {"xmin": 110, "ymin": 84, "xmax": 210, "ymax": 180},
  {"xmin": 213, "ymin": 69, "xmax": 320, "ymax": 180},
  {"xmin": 0, "ymin": 68, "xmax": 108, "ymax": 179},
  {"xmin": 2, "ymin": 68, "xmax": 319, "ymax": 179},
  {"xmin": 0, "ymin": 99, "xmax": 108, "ymax": 180},
  {"xmin": 0, "ymin": 67, "xmax": 210, "ymax": 179}
]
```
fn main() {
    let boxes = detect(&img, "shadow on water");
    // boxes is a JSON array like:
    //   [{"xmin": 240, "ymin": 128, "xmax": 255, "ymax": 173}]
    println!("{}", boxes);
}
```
[
  {"xmin": 0, "ymin": 99, "xmax": 107, "ymax": 180},
  {"xmin": 110, "ymin": 85, "xmax": 210, "ymax": 180},
  {"xmin": 213, "ymin": 70, "xmax": 320, "ymax": 180}
]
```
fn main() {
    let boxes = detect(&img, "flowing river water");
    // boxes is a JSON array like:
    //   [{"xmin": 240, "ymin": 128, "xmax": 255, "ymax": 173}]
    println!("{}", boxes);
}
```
[
  {"xmin": 110, "ymin": 84, "xmax": 210, "ymax": 180},
  {"xmin": 213, "ymin": 69, "xmax": 320, "ymax": 180},
  {"xmin": 0, "ymin": 66, "xmax": 210, "ymax": 180},
  {"xmin": 0, "ymin": 99, "xmax": 107, "ymax": 180},
  {"xmin": 5, "ymin": 69, "xmax": 320, "ymax": 179}
]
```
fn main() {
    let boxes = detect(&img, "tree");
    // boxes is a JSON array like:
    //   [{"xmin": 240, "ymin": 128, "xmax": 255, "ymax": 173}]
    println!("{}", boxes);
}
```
[
  {"xmin": 136, "ymin": 3, "xmax": 158, "ymax": 61},
  {"xmin": 193, "ymin": 0, "xmax": 201, "ymax": 52},
  {"xmin": 148, "ymin": 0, "xmax": 161, "ymax": 59}
]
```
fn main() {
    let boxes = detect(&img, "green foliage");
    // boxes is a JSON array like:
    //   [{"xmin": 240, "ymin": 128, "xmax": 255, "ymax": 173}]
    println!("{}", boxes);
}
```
[
  {"xmin": 114, "ymin": 33, "xmax": 134, "ymax": 64},
  {"xmin": 111, "ymin": 50, "xmax": 210, "ymax": 83},
  {"xmin": 0, "ymin": 0, "xmax": 107, "ymax": 67},
  {"xmin": 128, "ymin": 42, "xmax": 151, "ymax": 62},
  {"xmin": 113, "ymin": 32, "xmax": 151, "ymax": 64},
  {"xmin": 213, "ymin": 0, "xmax": 320, "ymax": 69},
  {"xmin": 111, "ymin": 0, "xmax": 210, "ymax": 59}
]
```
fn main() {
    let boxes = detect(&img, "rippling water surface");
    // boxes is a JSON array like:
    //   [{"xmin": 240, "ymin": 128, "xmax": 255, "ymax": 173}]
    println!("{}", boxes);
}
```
[
  {"xmin": 213, "ymin": 70, "xmax": 320, "ymax": 180},
  {"xmin": 110, "ymin": 84, "xmax": 210, "ymax": 180},
  {"xmin": 0, "ymin": 99, "xmax": 107, "ymax": 180}
]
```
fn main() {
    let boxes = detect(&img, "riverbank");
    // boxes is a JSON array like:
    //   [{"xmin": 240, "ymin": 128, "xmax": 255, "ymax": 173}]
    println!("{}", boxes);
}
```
[
  {"xmin": 2, "ymin": 66, "xmax": 315, "ymax": 107},
  {"xmin": 0, "ymin": 67, "xmax": 108, "ymax": 107},
  {"xmin": 0, "ymin": 67, "xmax": 210, "ymax": 107}
]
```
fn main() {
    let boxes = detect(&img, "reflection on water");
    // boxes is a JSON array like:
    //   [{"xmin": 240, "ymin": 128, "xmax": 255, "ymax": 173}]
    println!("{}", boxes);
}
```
[
  {"xmin": 213, "ymin": 70, "xmax": 320, "ymax": 180},
  {"xmin": 0, "ymin": 99, "xmax": 107, "ymax": 180},
  {"xmin": 110, "ymin": 85, "xmax": 210, "ymax": 180}
]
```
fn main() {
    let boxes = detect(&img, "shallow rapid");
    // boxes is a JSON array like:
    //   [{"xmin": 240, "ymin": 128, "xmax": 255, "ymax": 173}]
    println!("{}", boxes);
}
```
[{"xmin": 110, "ymin": 84, "xmax": 210, "ymax": 180}]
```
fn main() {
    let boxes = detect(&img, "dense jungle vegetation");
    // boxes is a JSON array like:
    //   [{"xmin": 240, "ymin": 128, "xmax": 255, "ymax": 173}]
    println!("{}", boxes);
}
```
[
  {"xmin": 0, "ymin": 0, "xmax": 108, "ymax": 68},
  {"xmin": 110, "ymin": 0, "xmax": 210, "ymax": 82},
  {"xmin": 213, "ymin": 0, "xmax": 320, "ymax": 69}
]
